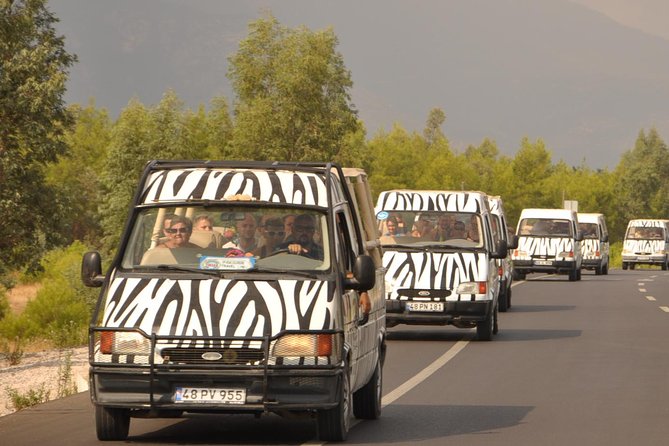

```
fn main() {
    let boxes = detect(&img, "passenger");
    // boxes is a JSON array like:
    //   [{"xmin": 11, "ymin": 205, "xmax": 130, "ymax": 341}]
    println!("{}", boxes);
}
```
[
  {"xmin": 193, "ymin": 214, "xmax": 214, "ymax": 231},
  {"xmin": 282, "ymin": 214, "xmax": 296, "ymax": 242},
  {"xmin": 156, "ymin": 215, "xmax": 199, "ymax": 249},
  {"xmin": 411, "ymin": 215, "xmax": 435, "ymax": 238},
  {"xmin": 162, "ymin": 212, "xmax": 177, "ymax": 237},
  {"xmin": 467, "ymin": 216, "xmax": 480, "ymax": 242},
  {"xmin": 434, "ymin": 215, "xmax": 456, "ymax": 241},
  {"xmin": 277, "ymin": 214, "xmax": 323, "ymax": 260},
  {"xmin": 451, "ymin": 220, "xmax": 467, "ymax": 239},
  {"xmin": 384, "ymin": 216, "xmax": 399, "ymax": 236},
  {"xmin": 223, "ymin": 213, "xmax": 258, "ymax": 253},
  {"xmin": 254, "ymin": 217, "xmax": 285, "ymax": 257}
]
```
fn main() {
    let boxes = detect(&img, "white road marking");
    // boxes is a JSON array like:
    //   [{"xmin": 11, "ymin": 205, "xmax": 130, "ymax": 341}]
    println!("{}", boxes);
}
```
[
  {"xmin": 303, "ymin": 339, "xmax": 471, "ymax": 445},
  {"xmin": 660, "ymin": 306, "xmax": 669, "ymax": 313},
  {"xmin": 638, "ymin": 283, "xmax": 645, "ymax": 286},
  {"xmin": 646, "ymin": 296, "xmax": 656, "ymax": 301},
  {"xmin": 639, "ymin": 288, "xmax": 647, "ymax": 293},
  {"xmin": 382, "ymin": 339, "xmax": 470, "ymax": 407}
]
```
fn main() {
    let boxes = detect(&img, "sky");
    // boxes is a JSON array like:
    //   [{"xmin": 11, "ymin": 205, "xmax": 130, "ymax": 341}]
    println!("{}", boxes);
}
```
[{"xmin": 48, "ymin": 0, "xmax": 669, "ymax": 170}]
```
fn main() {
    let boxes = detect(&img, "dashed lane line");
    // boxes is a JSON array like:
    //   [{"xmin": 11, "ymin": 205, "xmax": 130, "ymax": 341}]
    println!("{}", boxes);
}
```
[
  {"xmin": 660, "ymin": 307, "xmax": 669, "ymax": 313},
  {"xmin": 646, "ymin": 296, "xmax": 657, "ymax": 301}
]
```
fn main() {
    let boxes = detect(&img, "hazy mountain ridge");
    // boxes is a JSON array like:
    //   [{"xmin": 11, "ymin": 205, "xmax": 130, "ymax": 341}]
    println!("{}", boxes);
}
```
[{"xmin": 50, "ymin": 0, "xmax": 669, "ymax": 168}]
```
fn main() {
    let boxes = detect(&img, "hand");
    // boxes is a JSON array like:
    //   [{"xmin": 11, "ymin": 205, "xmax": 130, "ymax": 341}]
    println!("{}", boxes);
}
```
[{"xmin": 287, "ymin": 243, "xmax": 308, "ymax": 255}]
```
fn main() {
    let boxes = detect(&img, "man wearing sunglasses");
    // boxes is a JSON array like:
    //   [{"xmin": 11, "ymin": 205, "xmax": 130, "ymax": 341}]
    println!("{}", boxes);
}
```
[
  {"xmin": 253, "ymin": 217, "xmax": 285, "ymax": 257},
  {"xmin": 276, "ymin": 214, "xmax": 323, "ymax": 260},
  {"xmin": 157, "ymin": 215, "xmax": 199, "ymax": 249}
]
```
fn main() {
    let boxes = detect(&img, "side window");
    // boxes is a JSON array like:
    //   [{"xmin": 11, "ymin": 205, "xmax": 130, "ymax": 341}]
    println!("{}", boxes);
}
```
[{"xmin": 335, "ymin": 211, "xmax": 354, "ymax": 272}]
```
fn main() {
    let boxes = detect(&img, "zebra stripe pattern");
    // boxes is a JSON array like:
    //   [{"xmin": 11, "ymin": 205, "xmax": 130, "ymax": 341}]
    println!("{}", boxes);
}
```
[
  {"xmin": 383, "ymin": 251, "xmax": 488, "ymax": 302},
  {"xmin": 376, "ymin": 191, "xmax": 482, "ymax": 213},
  {"xmin": 582, "ymin": 239, "xmax": 602, "ymax": 259},
  {"xmin": 623, "ymin": 239, "xmax": 665, "ymax": 255},
  {"xmin": 515, "ymin": 236, "xmax": 574, "ymax": 258},
  {"xmin": 97, "ymin": 276, "xmax": 336, "ymax": 365},
  {"xmin": 140, "ymin": 168, "xmax": 334, "ymax": 207}
]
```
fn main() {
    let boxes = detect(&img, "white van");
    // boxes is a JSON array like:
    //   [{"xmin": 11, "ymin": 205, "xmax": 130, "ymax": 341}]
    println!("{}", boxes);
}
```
[
  {"xmin": 512, "ymin": 208, "xmax": 583, "ymax": 281},
  {"xmin": 622, "ymin": 219, "xmax": 669, "ymax": 270},
  {"xmin": 81, "ymin": 161, "xmax": 386, "ymax": 442},
  {"xmin": 375, "ymin": 190, "xmax": 507, "ymax": 341},
  {"xmin": 577, "ymin": 213, "xmax": 610, "ymax": 275},
  {"xmin": 487, "ymin": 196, "xmax": 518, "ymax": 312}
]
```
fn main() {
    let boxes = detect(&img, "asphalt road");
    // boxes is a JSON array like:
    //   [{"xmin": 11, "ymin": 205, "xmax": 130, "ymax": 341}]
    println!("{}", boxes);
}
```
[{"xmin": 2, "ymin": 269, "xmax": 669, "ymax": 445}]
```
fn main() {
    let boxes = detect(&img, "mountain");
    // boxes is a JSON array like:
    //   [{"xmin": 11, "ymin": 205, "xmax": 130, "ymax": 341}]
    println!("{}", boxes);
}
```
[{"xmin": 49, "ymin": 0, "xmax": 669, "ymax": 169}]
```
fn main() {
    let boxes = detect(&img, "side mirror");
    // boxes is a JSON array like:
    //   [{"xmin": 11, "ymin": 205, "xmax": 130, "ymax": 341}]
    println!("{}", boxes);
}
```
[
  {"xmin": 345, "ymin": 255, "xmax": 376, "ymax": 291},
  {"xmin": 574, "ymin": 231, "xmax": 583, "ymax": 242},
  {"xmin": 82, "ymin": 251, "xmax": 104, "ymax": 288},
  {"xmin": 507, "ymin": 234, "xmax": 518, "ymax": 250},
  {"xmin": 491, "ymin": 240, "xmax": 508, "ymax": 259},
  {"xmin": 602, "ymin": 234, "xmax": 609, "ymax": 243}
]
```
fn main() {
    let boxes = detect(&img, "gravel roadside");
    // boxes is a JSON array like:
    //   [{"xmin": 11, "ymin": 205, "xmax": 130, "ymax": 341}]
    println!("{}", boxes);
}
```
[{"xmin": 0, "ymin": 346, "xmax": 89, "ymax": 417}]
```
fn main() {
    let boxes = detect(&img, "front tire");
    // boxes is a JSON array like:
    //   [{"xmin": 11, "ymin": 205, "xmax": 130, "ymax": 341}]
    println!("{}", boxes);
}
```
[
  {"xmin": 353, "ymin": 357, "xmax": 382, "ymax": 420},
  {"xmin": 318, "ymin": 365, "xmax": 352, "ymax": 441},
  {"xmin": 96, "ymin": 406, "xmax": 130, "ymax": 441},
  {"xmin": 498, "ymin": 287, "xmax": 509, "ymax": 312}
]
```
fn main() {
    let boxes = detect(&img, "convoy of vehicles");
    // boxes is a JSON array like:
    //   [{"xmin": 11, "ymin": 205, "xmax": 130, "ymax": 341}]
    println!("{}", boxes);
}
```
[
  {"xmin": 511, "ymin": 208, "xmax": 583, "ymax": 281},
  {"xmin": 79, "ymin": 156, "xmax": 656, "ymax": 441},
  {"xmin": 622, "ymin": 219, "xmax": 669, "ymax": 270},
  {"xmin": 374, "ymin": 190, "xmax": 508, "ymax": 341},
  {"xmin": 577, "ymin": 213, "xmax": 610, "ymax": 275},
  {"xmin": 81, "ymin": 161, "xmax": 386, "ymax": 441}
]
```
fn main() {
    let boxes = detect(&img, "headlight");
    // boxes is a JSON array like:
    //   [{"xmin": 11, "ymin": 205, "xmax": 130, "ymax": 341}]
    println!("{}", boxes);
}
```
[
  {"xmin": 99, "ymin": 330, "xmax": 151, "ymax": 356},
  {"xmin": 456, "ymin": 282, "xmax": 487, "ymax": 294},
  {"xmin": 272, "ymin": 334, "xmax": 333, "ymax": 357}
]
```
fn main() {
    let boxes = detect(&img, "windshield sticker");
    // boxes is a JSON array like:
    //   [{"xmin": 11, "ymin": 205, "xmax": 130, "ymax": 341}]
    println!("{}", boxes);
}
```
[
  {"xmin": 376, "ymin": 211, "xmax": 389, "ymax": 220},
  {"xmin": 199, "ymin": 256, "xmax": 256, "ymax": 271}
]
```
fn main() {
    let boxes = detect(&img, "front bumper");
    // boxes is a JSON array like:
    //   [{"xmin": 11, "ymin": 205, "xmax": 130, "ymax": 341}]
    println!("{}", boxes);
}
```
[
  {"xmin": 623, "ymin": 255, "xmax": 667, "ymax": 265},
  {"xmin": 512, "ymin": 259, "xmax": 577, "ymax": 274},
  {"xmin": 385, "ymin": 299, "xmax": 492, "ymax": 326},
  {"xmin": 90, "ymin": 366, "xmax": 342, "ymax": 412}
]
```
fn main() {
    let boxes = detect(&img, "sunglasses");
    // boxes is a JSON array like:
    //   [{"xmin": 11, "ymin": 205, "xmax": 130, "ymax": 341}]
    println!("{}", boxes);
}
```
[
  {"xmin": 165, "ymin": 227, "xmax": 190, "ymax": 234},
  {"xmin": 266, "ymin": 231, "xmax": 285, "ymax": 237}
]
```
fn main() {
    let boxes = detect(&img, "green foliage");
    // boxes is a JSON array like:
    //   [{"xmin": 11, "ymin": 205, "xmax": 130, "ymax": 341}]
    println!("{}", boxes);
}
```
[
  {"xmin": 5, "ymin": 383, "xmax": 50, "ymax": 411},
  {"xmin": 0, "ymin": 0, "xmax": 77, "ymax": 273},
  {"xmin": 0, "ymin": 242, "xmax": 97, "ymax": 347},
  {"xmin": 0, "ymin": 285, "xmax": 8, "ymax": 320},
  {"xmin": 227, "ymin": 13, "xmax": 360, "ymax": 162},
  {"xmin": 57, "ymin": 350, "xmax": 78, "ymax": 398}
]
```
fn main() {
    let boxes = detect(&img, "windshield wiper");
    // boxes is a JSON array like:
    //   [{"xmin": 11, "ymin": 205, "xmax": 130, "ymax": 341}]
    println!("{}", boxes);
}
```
[
  {"xmin": 152, "ymin": 264, "xmax": 223, "ymax": 277},
  {"xmin": 251, "ymin": 266, "xmax": 322, "ymax": 279}
]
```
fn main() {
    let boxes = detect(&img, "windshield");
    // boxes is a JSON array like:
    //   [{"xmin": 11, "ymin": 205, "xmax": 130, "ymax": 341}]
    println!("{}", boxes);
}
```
[
  {"xmin": 121, "ymin": 205, "xmax": 330, "ymax": 271},
  {"xmin": 578, "ymin": 222, "xmax": 599, "ymax": 239},
  {"xmin": 376, "ymin": 210, "xmax": 484, "ymax": 248},
  {"xmin": 626, "ymin": 226, "xmax": 665, "ymax": 240},
  {"xmin": 518, "ymin": 218, "xmax": 572, "ymax": 237}
]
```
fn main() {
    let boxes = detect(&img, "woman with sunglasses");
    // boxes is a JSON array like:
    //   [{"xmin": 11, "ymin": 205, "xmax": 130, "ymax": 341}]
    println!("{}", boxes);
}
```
[{"xmin": 157, "ymin": 215, "xmax": 199, "ymax": 249}]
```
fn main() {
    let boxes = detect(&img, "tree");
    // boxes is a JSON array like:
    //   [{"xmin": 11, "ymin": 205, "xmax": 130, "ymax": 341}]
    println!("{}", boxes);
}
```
[
  {"xmin": 227, "ymin": 14, "xmax": 360, "ymax": 162},
  {"xmin": 0, "ymin": 0, "xmax": 77, "ymax": 272},
  {"xmin": 423, "ymin": 108, "xmax": 446, "ymax": 146}
]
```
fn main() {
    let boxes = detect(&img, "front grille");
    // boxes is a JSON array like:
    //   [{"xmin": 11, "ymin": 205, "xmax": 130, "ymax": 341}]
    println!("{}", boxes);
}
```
[{"xmin": 161, "ymin": 347, "xmax": 264, "ymax": 365}]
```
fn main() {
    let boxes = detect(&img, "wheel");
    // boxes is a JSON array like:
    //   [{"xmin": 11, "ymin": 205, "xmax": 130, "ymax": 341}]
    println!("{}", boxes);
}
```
[
  {"xmin": 498, "ymin": 287, "xmax": 508, "ymax": 313},
  {"xmin": 507, "ymin": 286, "xmax": 512, "ymax": 308},
  {"xmin": 492, "ymin": 303, "xmax": 499, "ymax": 335},
  {"xmin": 595, "ymin": 264, "xmax": 602, "ymax": 275},
  {"xmin": 622, "ymin": 262, "xmax": 628, "ymax": 270},
  {"xmin": 577, "ymin": 269, "xmax": 582, "ymax": 281},
  {"xmin": 603, "ymin": 260, "xmax": 609, "ymax": 275},
  {"xmin": 663, "ymin": 260, "xmax": 668, "ymax": 271},
  {"xmin": 630, "ymin": 263, "xmax": 635, "ymax": 270},
  {"xmin": 568, "ymin": 268, "xmax": 578, "ymax": 281},
  {"xmin": 353, "ymin": 356, "xmax": 382, "ymax": 420},
  {"xmin": 476, "ymin": 305, "xmax": 495, "ymax": 341},
  {"xmin": 318, "ymin": 366, "xmax": 352, "ymax": 441},
  {"xmin": 513, "ymin": 270, "xmax": 526, "ymax": 281},
  {"xmin": 96, "ymin": 406, "xmax": 130, "ymax": 441}
]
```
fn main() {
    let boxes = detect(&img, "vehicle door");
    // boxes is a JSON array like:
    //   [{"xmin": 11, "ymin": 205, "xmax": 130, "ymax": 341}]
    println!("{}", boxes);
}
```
[{"xmin": 334, "ymin": 208, "xmax": 368, "ymax": 390}]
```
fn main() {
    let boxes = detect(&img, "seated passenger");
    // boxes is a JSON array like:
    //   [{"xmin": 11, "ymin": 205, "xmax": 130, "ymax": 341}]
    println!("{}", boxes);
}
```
[
  {"xmin": 451, "ymin": 221, "xmax": 467, "ymax": 239},
  {"xmin": 276, "ymin": 214, "xmax": 323, "ymax": 260},
  {"xmin": 253, "ymin": 217, "xmax": 285, "ymax": 257},
  {"xmin": 223, "ymin": 213, "xmax": 259, "ymax": 253},
  {"xmin": 156, "ymin": 215, "xmax": 199, "ymax": 249}
]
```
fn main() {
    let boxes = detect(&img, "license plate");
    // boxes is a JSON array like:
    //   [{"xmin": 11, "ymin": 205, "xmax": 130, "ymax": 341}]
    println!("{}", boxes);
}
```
[
  {"xmin": 175, "ymin": 387, "xmax": 246, "ymax": 404},
  {"xmin": 637, "ymin": 256, "xmax": 649, "ymax": 261},
  {"xmin": 406, "ymin": 302, "xmax": 444, "ymax": 312},
  {"xmin": 534, "ymin": 259, "xmax": 553, "ymax": 266}
]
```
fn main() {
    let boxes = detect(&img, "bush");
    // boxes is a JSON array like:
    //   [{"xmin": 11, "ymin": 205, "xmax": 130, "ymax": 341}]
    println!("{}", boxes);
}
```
[
  {"xmin": 5, "ymin": 384, "xmax": 51, "ymax": 412},
  {"xmin": 0, "ymin": 285, "xmax": 9, "ymax": 320}
]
